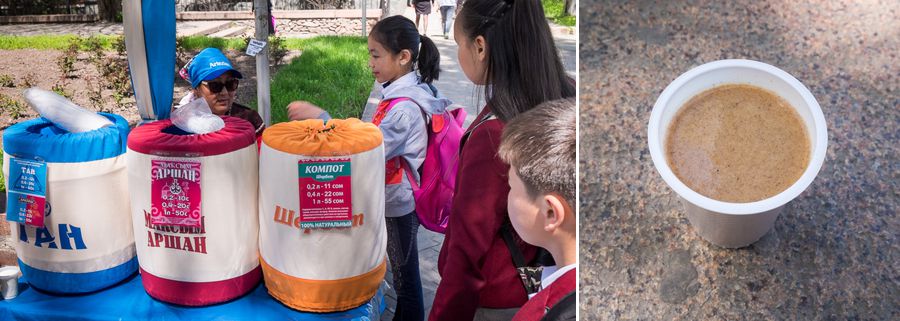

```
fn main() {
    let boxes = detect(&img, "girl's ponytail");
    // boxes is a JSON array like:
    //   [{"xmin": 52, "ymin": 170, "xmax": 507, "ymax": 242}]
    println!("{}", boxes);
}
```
[{"xmin": 417, "ymin": 35, "xmax": 441, "ymax": 84}]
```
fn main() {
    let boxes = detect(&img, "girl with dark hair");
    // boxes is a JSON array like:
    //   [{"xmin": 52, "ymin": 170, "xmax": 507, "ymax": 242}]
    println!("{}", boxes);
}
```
[
  {"xmin": 368, "ymin": 16, "xmax": 451, "ymax": 321},
  {"xmin": 430, "ymin": 0, "xmax": 576, "ymax": 320},
  {"xmin": 286, "ymin": 15, "xmax": 451, "ymax": 321}
]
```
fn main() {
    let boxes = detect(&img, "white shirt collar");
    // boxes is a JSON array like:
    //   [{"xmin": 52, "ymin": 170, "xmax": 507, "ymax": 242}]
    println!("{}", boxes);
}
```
[
  {"xmin": 541, "ymin": 264, "xmax": 577, "ymax": 290},
  {"xmin": 527, "ymin": 264, "xmax": 577, "ymax": 299}
]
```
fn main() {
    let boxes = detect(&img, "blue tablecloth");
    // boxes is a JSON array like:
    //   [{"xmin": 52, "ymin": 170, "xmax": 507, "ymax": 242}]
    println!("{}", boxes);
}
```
[{"xmin": 0, "ymin": 274, "xmax": 385, "ymax": 321}]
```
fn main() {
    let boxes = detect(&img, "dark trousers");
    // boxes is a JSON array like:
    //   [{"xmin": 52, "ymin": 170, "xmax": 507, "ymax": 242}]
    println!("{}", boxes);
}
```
[{"xmin": 386, "ymin": 212, "xmax": 424, "ymax": 321}]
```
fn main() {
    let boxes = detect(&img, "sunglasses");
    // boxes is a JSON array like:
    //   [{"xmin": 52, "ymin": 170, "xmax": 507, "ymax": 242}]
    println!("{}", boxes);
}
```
[{"xmin": 202, "ymin": 79, "xmax": 239, "ymax": 93}]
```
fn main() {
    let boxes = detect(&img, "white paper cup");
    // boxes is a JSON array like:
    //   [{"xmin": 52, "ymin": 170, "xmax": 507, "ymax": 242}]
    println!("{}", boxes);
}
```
[
  {"xmin": 0, "ymin": 266, "xmax": 22, "ymax": 300},
  {"xmin": 648, "ymin": 59, "xmax": 828, "ymax": 248}
]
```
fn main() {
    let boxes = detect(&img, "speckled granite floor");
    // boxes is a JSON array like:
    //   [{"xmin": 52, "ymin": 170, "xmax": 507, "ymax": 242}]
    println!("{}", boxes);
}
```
[{"xmin": 578, "ymin": 1, "xmax": 898, "ymax": 320}]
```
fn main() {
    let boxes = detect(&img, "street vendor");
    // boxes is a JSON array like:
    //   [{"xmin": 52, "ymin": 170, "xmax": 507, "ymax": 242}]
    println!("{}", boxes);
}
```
[{"xmin": 176, "ymin": 47, "xmax": 265, "ymax": 137}]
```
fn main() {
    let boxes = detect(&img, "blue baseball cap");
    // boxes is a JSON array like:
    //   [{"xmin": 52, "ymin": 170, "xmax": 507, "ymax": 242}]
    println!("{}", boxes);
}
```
[{"xmin": 182, "ymin": 48, "xmax": 243, "ymax": 88}]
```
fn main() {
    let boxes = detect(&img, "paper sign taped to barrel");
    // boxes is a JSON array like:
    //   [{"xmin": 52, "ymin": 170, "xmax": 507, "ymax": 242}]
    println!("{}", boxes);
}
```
[
  {"xmin": 151, "ymin": 158, "xmax": 202, "ymax": 227},
  {"xmin": 298, "ymin": 159, "xmax": 352, "ymax": 229},
  {"xmin": 6, "ymin": 158, "xmax": 47, "ymax": 227}
]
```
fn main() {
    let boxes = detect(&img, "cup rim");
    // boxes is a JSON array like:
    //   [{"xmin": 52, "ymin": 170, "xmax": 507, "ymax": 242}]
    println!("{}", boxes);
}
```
[
  {"xmin": 648, "ymin": 59, "xmax": 828, "ymax": 215},
  {"xmin": 0, "ymin": 266, "xmax": 20, "ymax": 279}
]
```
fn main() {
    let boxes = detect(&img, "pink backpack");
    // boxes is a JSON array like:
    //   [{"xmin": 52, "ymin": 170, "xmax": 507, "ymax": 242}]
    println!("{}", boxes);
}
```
[{"xmin": 381, "ymin": 98, "xmax": 467, "ymax": 233}]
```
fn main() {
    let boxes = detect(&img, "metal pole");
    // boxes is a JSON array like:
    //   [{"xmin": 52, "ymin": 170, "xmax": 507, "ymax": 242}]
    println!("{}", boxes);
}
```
[
  {"xmin": 255, "ymin": 0, "xmax": 272, "ymax": 126},
  {"xmin": 361, "ymin": 0, "xmax": 366, "ymax": 37}
]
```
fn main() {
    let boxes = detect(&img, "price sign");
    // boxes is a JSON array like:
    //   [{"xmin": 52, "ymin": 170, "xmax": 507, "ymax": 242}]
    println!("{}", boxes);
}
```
[
  {"xmin": 246, "ymin": 39, "xmax": 267, "ymax": 56},
  {"xmin": 151, "ymin": 158, "xmax": 202, "ymax": 227},
  {"xmin": 7, "ymin": 158, "xmax": 47, "ymax": 227},
  {"xmin": 298, "ymin": 158, "xmax": 352, "ymax": 229}
]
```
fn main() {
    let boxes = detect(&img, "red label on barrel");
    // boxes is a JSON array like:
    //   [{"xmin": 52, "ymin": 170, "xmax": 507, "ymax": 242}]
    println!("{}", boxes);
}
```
[{"xmin": 151, "ymin": 159, "xmax": 202, "ymax": 227}]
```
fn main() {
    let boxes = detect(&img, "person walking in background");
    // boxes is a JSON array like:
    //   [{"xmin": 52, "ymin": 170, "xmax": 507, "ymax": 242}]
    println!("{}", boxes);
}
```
[
  {"xmin": 413, "ymin": 0, "xmax": 434, "ymax": 35},
  {"xmin": 438, "ymin": 0, "xmax": 456, "ymax": 39}
]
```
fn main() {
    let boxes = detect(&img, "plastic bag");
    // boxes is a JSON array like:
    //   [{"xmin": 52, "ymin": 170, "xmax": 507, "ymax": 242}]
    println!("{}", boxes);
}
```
[
  {"xmin": 171, "ymin": 95, "xmax": 224, "ymax": 134},
  {"xmin": 23, "ymin": 88, "xmax": 113, "ymax": 133}
]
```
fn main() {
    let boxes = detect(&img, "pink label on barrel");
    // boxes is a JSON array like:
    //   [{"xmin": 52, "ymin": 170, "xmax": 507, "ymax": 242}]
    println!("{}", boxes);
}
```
[
  {"xmin": 298, "ymin": 158, "xmax": 353, "ymax": 229},
  {"xmin": 151, "ymin": 159, "xmax": 202, "ymax": 227}
]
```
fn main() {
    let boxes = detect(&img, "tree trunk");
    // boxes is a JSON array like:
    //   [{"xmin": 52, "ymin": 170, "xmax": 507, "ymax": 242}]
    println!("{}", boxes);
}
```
[
  {"xmin": 98, "ymin": 0, "xmax": 122, "ymax": 22},
  {"xmin": 565, "ymin": 0, "xmax": 575, "ymax": 16}
]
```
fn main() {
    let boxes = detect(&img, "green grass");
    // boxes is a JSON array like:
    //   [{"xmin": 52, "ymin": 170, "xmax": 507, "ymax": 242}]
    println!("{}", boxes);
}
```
[
  {"xmin": 542, "ymin": 0, "xmax": 576, "ymax": 27},
  {"xmin": 177, "ymin": 35, "xmax": 314, "ymax": 51},
  {"xmin": 260, "ymin": 36, "xmax": 373, "ymax": 124},
  {"xmin": 0, "ymin": 34, "xmax": 119, "ymax": 50},
  {"xmin": 177, "ymin": 35, "xmax": 247, "ymax": 51}
]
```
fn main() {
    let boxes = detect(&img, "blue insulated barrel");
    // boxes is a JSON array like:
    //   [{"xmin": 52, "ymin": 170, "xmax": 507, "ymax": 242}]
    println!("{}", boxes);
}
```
[{"xmin": 3, "ymin": 113, "xmax": 136, "ymax": 293}]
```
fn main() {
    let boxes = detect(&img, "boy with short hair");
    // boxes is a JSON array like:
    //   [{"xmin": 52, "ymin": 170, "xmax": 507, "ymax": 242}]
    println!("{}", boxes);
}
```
[{"xmin": 499, "ymin": 98, "xmax": 577, "ymax": 320}]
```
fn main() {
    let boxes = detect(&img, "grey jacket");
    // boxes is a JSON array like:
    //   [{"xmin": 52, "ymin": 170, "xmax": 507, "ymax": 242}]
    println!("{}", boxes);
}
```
[{"xmin": 378, "ymin": 71, "xmax": 453, "ymax": 217}]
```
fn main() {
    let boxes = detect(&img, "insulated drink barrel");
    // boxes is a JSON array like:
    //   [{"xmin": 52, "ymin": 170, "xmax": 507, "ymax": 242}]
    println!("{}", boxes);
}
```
[
  {"xmin": 3, "ymin": 113, "xmax": 136, "ymax": 294},
  {"xmin": 259, "ymin": 118, "xmax": 387, "ymax": 312},
  {"xmin": 126, "ymin": 116, "xmax": 260, "ymax": 306}
]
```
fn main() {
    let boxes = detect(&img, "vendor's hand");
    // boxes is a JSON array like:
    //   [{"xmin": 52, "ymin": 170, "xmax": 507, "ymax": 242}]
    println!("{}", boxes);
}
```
[{"xmin": 287, "ymin": 101, "xmax": 326, "ymax": 121}]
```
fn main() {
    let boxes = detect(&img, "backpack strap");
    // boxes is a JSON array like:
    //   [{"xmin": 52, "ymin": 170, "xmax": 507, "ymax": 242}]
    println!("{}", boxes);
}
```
[
  {"xmin": 460, "ymin": 111, "xmax": 495, "ymax": 150},
  {"xmin": 382, "ymin": 98, "xmax": 430, "ymax": 191},
  {"xmin": 372, "ymin": 97, "xmax": 412, "ymax": 126},
  {"xmin": 401, "ymin": 155, "xmax": 421, "ymax": 190},
  {"xmin": 500, "ymin": 221, "xmax": 528, "ymax": 269},
  {"xmin": 540, "ymin": 290, "xmax": 576, "ymax": 321},
  {"xmin": 500, "ymin": 220, "xmax": 542, "ymax": 296}
]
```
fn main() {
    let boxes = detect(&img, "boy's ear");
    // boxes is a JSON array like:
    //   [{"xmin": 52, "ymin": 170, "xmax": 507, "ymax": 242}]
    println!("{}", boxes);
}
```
[{"xmin": 542, "ymin": 193, "xmax": 569, "ymax": 233}]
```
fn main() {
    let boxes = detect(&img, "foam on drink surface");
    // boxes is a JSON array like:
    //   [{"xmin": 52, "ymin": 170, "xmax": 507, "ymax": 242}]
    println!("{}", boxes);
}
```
[{"xmin": 666, "ymin": 84, "xmax": 810, "ymax": 203}]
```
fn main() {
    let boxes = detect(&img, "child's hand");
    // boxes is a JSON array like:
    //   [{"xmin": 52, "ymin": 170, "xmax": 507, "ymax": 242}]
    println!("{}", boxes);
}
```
[{"xmin": 287, "ymin": 101, "xmax": 326, "ymax": 121}]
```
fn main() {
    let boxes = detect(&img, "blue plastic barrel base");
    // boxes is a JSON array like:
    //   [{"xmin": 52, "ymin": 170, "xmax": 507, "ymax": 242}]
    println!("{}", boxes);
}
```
[{"xmin": 18, "ymin": 256, "xmax": 138, "ymax": 294}]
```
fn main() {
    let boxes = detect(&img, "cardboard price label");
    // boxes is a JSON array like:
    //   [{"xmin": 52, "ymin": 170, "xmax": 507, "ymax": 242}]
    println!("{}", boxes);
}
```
[
  {"xmin": 298, "ymin": 159, "xmax": 352, "ymax": 229},
  {"xmin": 151, "ymin": 158, "xmax": 202, "ymax": 227},
  {"xmin": 6, "ymin": 158, "xmax": 47, "ymax": 227}
]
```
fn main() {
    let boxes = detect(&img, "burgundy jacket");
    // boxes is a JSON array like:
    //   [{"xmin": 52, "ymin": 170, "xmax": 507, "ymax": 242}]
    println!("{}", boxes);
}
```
[{"xmin": 429, "ymin": 106, "xmax": 538, "ymax": 321}]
